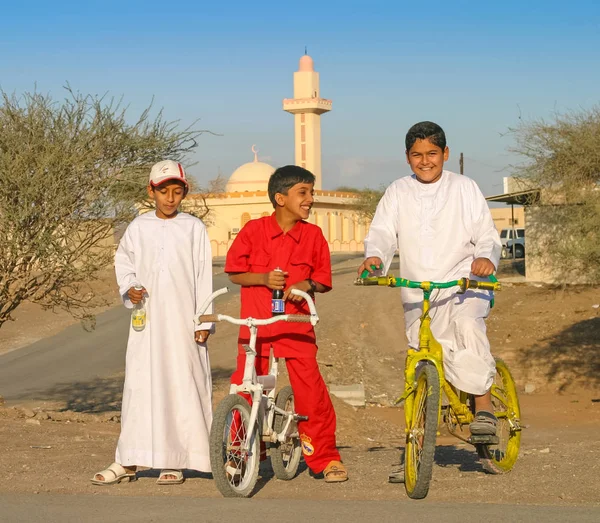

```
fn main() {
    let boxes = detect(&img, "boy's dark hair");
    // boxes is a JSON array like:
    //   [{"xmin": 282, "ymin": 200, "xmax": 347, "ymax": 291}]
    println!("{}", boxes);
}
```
[
  {"xmin": 405, "ymin": 121, "xmax": 447, "ymax": 151},
  {"xmin": 268, "ymin": 165, "xmax": 315, "ymax": 207}
]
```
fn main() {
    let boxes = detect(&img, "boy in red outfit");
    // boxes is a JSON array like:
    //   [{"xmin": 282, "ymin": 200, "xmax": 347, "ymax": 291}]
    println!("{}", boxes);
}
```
[{"xmin": 225, "ymin": 165, "xmax": 348, "ymax": 483}]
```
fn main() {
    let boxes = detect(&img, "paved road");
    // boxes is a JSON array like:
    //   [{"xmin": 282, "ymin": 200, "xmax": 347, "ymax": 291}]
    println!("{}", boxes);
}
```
[
  {"xmin": 1, "ymin": 494, "xmax": 598, "ymax": 523},
  {"xmin": 0, "ymin": 272, "xmax": 235, "ymax": 403},
  {"xmin": 0, "ymin": 254, "xmax": 364, "ymax": 403}
]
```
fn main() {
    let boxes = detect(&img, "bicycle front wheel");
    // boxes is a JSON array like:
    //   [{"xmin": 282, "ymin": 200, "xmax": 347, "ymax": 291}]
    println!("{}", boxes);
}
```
[
  {"xmin": 209, "ymin": 394, "xmax": 260, "ymax": 498},
  {"xmin": 476, "ymin": 358, "xmax": 521, "ymax": 474},
  {"xmin": 270, "ymin": 386, "xmax": 303, "ymax": 480},
  {"xmin": 404, "ymin": 363, "xmax": 440, "ymax": 499}
]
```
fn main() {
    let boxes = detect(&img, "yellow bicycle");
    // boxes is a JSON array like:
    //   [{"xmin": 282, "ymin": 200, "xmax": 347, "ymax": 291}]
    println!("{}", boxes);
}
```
[{"xmin": 356, "ymin": 271, "xmax": 521, "ymax": 499}]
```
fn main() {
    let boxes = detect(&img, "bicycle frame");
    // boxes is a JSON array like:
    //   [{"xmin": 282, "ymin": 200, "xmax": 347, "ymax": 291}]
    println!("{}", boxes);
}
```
[
  {"xmin": 356, "ymin": 273, "xmax": 501, "ymax": 437},
  {"xmin": 195, "ymin": 287, "xmax": 319, "ymax": 451},
  {"xmin": 357, "ymin": 270, "xmax": 520, "ymax": 494}
]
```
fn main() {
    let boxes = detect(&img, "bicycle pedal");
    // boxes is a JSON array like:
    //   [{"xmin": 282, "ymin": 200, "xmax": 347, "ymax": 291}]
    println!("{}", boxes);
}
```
[
  {"xmin": 295, "ymin": 414, "xmax": 309, "ymax": 422},
  {"xmin": 388, "ymin": 470, "xmax": 404, "ymax": 484},
  {"xmin": 469, "ymin": 434, "xmax": 499, "ymax": 445}
]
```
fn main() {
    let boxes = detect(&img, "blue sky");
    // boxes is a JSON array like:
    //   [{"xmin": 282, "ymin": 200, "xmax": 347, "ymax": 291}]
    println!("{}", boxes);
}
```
[{"xmin": 3, "ymin": 0, "xmax": 600, "ymax": 196}]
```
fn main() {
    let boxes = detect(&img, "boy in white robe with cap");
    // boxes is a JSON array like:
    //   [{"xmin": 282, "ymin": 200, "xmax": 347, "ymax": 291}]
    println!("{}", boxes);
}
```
[
  {"xmin": 358, "ymin": 121, "xmax": 502, "ymax": 438},
  {"xmin": 92, "ymin": 160, "xmax": 214, "ymax": 486}
]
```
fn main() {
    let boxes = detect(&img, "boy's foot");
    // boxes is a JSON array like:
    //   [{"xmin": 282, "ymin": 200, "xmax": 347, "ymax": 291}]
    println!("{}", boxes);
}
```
[
  {"xmin": 323, "ymin": 460, "xmax": 348, "ymax": 483},
  {"xmin": 157, "ymin": 469, "xmax": 185, "ymax": 485},
  {"xmin": 470, "ymin": 411, "xmax": 498, "ymax": 436},
  {"xmin": 91, "ymin": 463, "xmax": 137, "ymax": 485}
]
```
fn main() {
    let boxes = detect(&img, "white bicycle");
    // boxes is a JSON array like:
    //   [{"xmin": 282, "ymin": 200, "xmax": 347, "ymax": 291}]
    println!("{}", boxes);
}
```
[{"xmin": 195, "ymin": 287, "xmax": 319, "ymax": 498}]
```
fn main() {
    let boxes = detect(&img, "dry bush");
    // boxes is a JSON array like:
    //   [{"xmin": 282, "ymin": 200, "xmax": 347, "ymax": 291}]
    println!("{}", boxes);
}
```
[
  {"xmin": 509, "ymin": 107, "xmax": 600, "ymax": 282},
  {"xmin": 335, "ymin": 186, "xmax": 384, "ymax": 224},
  {"xmin": 0, "ymin": 87, "xmax": 213, "ymax": 328}
]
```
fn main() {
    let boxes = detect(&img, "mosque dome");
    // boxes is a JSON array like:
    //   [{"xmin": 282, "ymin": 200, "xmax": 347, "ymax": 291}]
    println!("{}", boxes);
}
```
[{"xmin": 225, "ymin": 146, "xmax": 275, "ymax": 193}]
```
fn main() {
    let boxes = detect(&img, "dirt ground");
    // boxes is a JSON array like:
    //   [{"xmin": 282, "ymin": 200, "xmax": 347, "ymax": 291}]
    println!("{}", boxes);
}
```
[{"xmin": 0, "ymin": 256, "xmax": 599, "ymax": 504}]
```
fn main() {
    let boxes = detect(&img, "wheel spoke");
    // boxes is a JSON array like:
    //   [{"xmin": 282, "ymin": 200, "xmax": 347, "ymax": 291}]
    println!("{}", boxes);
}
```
[
  {"xmin": 404, "ymin": 364, "xmax": 439, "ymax": 499},
  {"xmin": 271, "ymin": 386, "xmax": 302, "ymax": 481},
  {"xmin": 476, "ymin": 359, "xmax": 521, "ymax": 474}
]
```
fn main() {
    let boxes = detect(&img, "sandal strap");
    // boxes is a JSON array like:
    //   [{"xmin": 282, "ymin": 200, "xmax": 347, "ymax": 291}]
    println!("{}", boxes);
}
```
[
  {"xmin": 324, "ymin": 461, "xmax": 347, "ymax": 475},
  {"xmin": 159, "ymin": 469, "xmax": 183, "ymax": 479},
  {"xmin": 475, "ymin": 411, "xmax": 498, "ymax": 423},
  {"xmin": 95, "ymin": 462, "xmax": 127, "ymax": 481}
]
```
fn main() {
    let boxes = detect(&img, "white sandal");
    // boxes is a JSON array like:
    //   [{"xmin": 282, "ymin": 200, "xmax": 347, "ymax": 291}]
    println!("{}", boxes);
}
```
[
  {"xmin": 91, "ymin": 462, "xmax": 137, "ymax": 485},
  {"xmin": 157, "ymin": 469, "xmax": 184, "ymax": 485}
]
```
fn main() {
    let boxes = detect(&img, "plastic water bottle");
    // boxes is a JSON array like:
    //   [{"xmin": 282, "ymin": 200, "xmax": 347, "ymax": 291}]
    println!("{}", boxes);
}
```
[
  {"xmin": 271, "ymin": 268, "xmax": 285, "ymax": 316},
  {"xmin": 131, "ymin": 285, "xmax": 146, "ymax": 331}
]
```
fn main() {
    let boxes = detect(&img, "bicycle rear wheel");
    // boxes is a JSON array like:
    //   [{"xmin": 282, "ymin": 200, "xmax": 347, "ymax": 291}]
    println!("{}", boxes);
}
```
[
  {"xmin": 476, "ymin": 358, "xmax": 521, "ymax": 474},
  {"xmin": 404, "ymin": 363, "xmax": 440, "ymax": 499},
  {"xmin": 209, "ymin": 394, "xmax": 260, "ymax": 497},
  {"xmin": 270, "ymin": 386, "xmax": 303, "ymax": 480}
]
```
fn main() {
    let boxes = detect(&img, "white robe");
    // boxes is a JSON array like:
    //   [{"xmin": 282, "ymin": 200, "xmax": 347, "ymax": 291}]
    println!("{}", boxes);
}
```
[
  {"xmin": 114, "ymin": 211, "xmax": 213, "ymax": 471},
  {"xmin": 365, "ymin": 171, "xmax": 501, "ymax": 395}
]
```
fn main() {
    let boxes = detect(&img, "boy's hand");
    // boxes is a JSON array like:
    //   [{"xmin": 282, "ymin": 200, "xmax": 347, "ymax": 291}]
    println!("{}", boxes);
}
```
[
  {"xmin": 127, "ymin": 286, "xmax": 146, "ymax": 304},
  {"xmin": 263, "ymin": 270, "xmax": 288, "ymax": 290},
  {"xmin": 357, "ymin": 257, "xmax": 383, "ymax": 276},
  {"xmin": 195, "ymin": 330, "xmax": 210, "ymax": 344},
  {"xmin": 471, "ymin": 257, "xmax": 495, "ymax": 277},
  {"xmin": 283, "ymin": 281, "xmax": 312, "ymax": 302}
]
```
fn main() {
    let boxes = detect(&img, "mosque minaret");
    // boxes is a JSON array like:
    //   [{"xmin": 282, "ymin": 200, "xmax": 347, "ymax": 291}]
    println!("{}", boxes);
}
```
[
  {"xmin": 282, "ymin": 52, "xmax": 332, "ymax": 190},
  {"xmin": 177, "ymin": 53, "xmax": 507, "ymax": 259},
  {"xmin": 181, "ymin": 52, "xmax": 368, "ymax": 257}
]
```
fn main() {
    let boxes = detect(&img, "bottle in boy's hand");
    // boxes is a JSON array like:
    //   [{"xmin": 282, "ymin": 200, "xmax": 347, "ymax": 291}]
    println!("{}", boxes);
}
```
[
  {"xmin": 271, "ymin": 267, "xmax": 285, "ymax": 316},
  {"xmin": 131, "ymin": 284, "xmax": 147, "ymax": 331}
]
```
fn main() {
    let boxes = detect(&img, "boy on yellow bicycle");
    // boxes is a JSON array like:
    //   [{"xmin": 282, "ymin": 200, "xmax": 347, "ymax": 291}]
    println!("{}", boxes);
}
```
[{"xmin": 358, "ymin": 121, "xmax": 502, "ymax": 437}]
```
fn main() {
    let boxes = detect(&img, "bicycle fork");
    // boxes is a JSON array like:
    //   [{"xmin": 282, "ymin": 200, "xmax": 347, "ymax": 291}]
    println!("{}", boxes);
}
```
[{"xmin": 236, "ymin": 325, "xmax": 309, "ymax": 452}]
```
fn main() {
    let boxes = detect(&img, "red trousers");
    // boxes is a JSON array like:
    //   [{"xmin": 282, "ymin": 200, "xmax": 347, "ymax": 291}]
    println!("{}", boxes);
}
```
[{"xmin": 231, "ymin": 354, "xmax": 341, "ymax": 474}]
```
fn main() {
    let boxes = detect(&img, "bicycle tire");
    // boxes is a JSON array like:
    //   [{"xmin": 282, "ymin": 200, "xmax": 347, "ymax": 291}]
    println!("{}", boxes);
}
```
[
  {"xmin": 404, "ymin": 363, "xmax": 440, "ymax": 499},
  {"xmin": 475, "ymin": 358, "xmax": 521, "ymax": 474},
  {"xmin": 270, "ymin": 386, "xmax": 303, "ymax": 480},
  {"xmin": 209, "ymin": 394, "xmax": 260, "ymax": 497}
]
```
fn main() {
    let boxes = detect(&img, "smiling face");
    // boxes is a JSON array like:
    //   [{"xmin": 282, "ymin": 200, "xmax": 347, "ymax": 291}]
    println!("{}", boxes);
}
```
[
  {"xmin": 406, "ymin": 138, "xmax": 449, "ymax": 184},
  {"xmin": 147, "ymin": 180, "xmax": 187, "ymax": 219},
  {"xmin": 275, "ymin": 182, "xmax": 315, "ymax": 221}
]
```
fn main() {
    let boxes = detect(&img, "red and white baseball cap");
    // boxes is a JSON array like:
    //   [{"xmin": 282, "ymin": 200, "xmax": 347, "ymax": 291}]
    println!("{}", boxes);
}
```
[{"xmin": 149, "ymin": 160, "xmax": 189, "ymax": 187}]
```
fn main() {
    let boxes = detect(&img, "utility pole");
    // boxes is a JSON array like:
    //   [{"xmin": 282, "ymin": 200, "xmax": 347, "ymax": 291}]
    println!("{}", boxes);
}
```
[{"xmin": 459, "ymin": 152, "xmax": 464, "ymax": 175}]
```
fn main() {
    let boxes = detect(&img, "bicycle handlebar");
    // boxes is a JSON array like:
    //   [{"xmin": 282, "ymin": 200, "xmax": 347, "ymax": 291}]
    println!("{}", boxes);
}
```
[
  {"xmin": 285, "ymin": 314, "xmax": 313, "ymax": 323},
  {"xmin": 196, "ymin": 314, "xmax": 220, "ymax": 323},
  {"xmin": 355, "ymin": 267, "xmax": 501, "ymax": 292},
  {"xmin": 473, "ymin": 280, "xmax": 500, "ymax": 291},
  {"xmin": 194, "ymin": 287, "xmax": 319, "ymax": 326}
]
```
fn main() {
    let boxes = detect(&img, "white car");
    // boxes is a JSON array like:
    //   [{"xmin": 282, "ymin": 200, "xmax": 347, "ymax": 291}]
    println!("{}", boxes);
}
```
[
  {"xmin": 500, "ymin": 228, "xmax": 525, "ymax": 259},
  {"xmin": 506, "ymin": 238, "xmax": 525, "ymax": 258}
]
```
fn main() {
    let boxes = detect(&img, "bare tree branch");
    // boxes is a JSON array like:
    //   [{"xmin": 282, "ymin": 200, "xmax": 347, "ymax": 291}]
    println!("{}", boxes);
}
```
[
  {"xmin": 0, "ymin": 87, "xmax": 215, "ymax": 329},
  {"xmin": 507, "ymin": 106, "xmax": 600, "ymax": 282}
]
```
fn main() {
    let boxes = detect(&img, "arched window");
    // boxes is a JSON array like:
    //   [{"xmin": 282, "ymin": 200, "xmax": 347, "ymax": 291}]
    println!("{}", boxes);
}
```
[{"xmin": 241, "ymin": 212, "xmax": 251, "ymax": 227}]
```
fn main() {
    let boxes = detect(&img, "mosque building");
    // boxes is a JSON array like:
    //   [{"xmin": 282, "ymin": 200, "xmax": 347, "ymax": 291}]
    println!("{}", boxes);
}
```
[{"xmin": 185, "ymin": 53, "xmax": 368, "ymax": 257}]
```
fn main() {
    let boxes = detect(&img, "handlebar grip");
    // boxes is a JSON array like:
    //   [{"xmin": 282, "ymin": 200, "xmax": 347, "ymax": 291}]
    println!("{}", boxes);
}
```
[
  {"xmin": 355, "ymin": 276, "xmax": 391, "ymax": 286},
  {"xmin": 197, "ymin": 314, "xmax": 220, "ymax": 323},
  {"xmin": 469, "ymin": 281, "xmax": 501, "ymax": 291},
  {"xmin": 285, "ymin": 315, "xmax": 312, "ymax": 323},
  {"xmin": 360, "ymin": 264, "xmax": 383, "ymax": 279}
]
